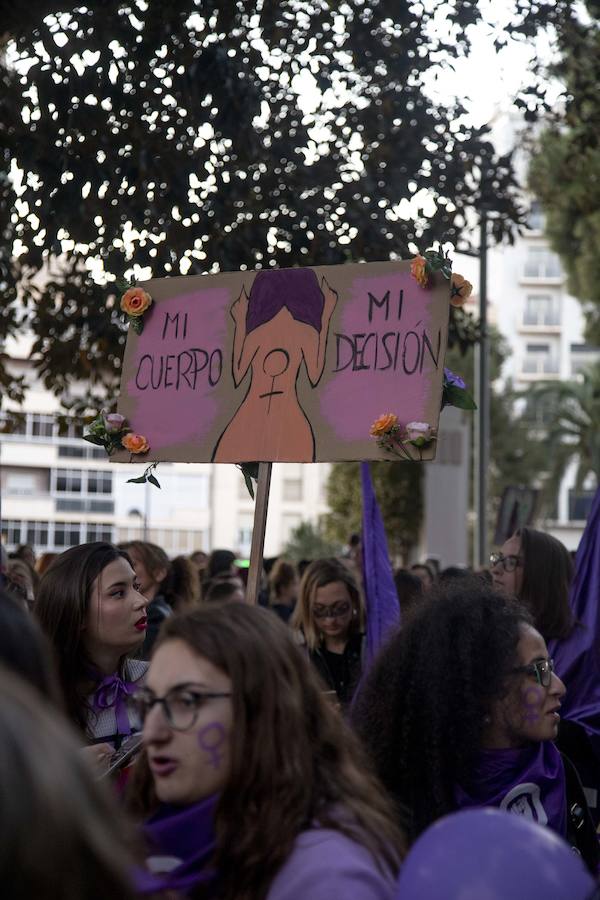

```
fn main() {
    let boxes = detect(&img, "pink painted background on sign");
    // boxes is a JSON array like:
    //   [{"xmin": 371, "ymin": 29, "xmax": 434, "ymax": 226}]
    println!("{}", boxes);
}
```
[
  {"xmin": 118, "ymin": 262, "xmax": 448, "ymax": 462},
  {"xmin": 127, "ymin": 287, "xmax": 229, "ymax": 450},
  {"xmin": 319, "ymin": 272, "xmax": 438, "ymax": 440}
]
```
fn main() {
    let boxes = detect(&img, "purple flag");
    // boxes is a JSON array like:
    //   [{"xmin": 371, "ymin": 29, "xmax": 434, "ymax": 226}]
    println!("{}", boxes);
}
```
[
  {"xmin": 549, "ymin": 487, "xmax": 600, "ymax": 741},
  {"xmin": 360, "ymin": 461, "xmax": 401, "ymax": 668}
]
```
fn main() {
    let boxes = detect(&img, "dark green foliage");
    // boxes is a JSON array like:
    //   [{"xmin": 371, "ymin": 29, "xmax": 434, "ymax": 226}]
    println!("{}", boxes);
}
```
[
  {"xmin": 528, "ymin": 3, "xmax": 600, "ymax": 342},
  {"xmin": 325, "ymin": 460, "xmax": 423, "ymax": 561},
  {"xmin": 0, "ymin": 1, "xmax": 545, "ymax": 413},
  {"xmin": 282, "ymin": 520, "xmax": 341, "ymax": 562}
]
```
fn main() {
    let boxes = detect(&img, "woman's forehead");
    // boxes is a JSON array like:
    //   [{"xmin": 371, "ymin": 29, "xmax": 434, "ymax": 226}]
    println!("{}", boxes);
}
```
[{"xmin": 517, "ymin": 623, "xmax": 547, "ymax": 662}]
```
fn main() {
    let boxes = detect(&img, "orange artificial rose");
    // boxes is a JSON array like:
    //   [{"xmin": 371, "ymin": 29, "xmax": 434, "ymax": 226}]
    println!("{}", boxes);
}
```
[
  {"xmin": 370, "ymin": 413, "xmax": 398, "ymax": 437},
  {"xmin": 450, "ymin": 273, "xmax": 473, "ymax": 307},
  {"xmin": 410, "ymin": 255, "xmax": 429, "ymax": 288},
  {"xmin": 121, "ymin": 432, "xmax": 150, "ymax": 454},
  {"xmin": 120, "ymin": 287, "xmax": 152, "ymax": 317}
]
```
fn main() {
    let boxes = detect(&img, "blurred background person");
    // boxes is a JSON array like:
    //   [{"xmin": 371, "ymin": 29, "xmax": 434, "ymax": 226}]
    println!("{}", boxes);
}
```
[
  {"xmin": 119, "ymin": 541, "xmax": 200, "ymax": 656},
  {"xmin": 267, "ymin": 558, "xmax": 298, "ymax": 623},
  {"xmin": 410, "ymin": 562, "xmax": 435, "ymax": 592},
  {"xmin": 292, "ymin": 558, "xmax": 365, "ymax": 708},
  {"xmin": 393, "ymin": 568, "xmax": 423, "ymax": 625},
  {"xmin": 0, "ymin": 670, "xmax": 138, "ymax": 900}
]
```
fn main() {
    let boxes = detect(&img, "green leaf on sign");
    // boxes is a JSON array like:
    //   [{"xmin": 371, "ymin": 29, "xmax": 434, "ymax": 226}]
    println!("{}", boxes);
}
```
[
  {"xmin": 130, "ymin": 316, "xmax": 144, "ymax": 335},
  {"xmin": 445, "ymin": 384, "xmax": 477, "ymax": 410},
  {"xmin": 148, "ymin": 473, "xmax": 161, "ymax": 489},
  {"xmin": 127, "ymin": 475, "xmax": 148, "ymax": 484}
]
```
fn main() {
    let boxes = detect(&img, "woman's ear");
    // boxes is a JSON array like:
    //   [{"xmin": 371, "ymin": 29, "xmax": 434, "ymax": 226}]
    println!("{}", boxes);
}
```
[{"xmin": 152, "ymin": 566, "xmax": 168, "ymax": 586}]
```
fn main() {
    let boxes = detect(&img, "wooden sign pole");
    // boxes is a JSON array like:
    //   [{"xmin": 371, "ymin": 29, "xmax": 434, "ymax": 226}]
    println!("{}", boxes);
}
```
[{"xmin": 245, "ymin": 462, "xmax": 273, "ymax": 605}]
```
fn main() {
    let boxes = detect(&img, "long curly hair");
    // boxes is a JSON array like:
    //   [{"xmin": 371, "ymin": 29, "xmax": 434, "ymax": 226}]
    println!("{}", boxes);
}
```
[
  {"xmin": 353, "ymin": 580, "xmax": 532, "ymax": 842},
  {"xmin": 128, "ymin": 603, "xmax": 404, "ymax": 900}
]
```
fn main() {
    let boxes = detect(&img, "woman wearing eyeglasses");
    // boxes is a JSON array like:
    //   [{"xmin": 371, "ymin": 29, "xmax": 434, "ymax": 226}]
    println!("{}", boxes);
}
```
[
  {"xmin": 291, "ymin": 558, "xmax": 365, "ymax": 708},
  {"xmin": 490, "ymin": 528, "xmax": 575, "ymax": 642},
  {"xmin": 127, "ymin": 603, "xmax": 403, "ymax": 899},
  {"xmin": 353, "ymin": 580, "xmax": 599, "ymax": 872}
]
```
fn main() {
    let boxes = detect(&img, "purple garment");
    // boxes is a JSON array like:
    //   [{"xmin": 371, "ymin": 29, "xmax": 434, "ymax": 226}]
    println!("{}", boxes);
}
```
[
  {"xmin": 454, "ymin": 741, "xmax": 567, "ymax": 838},
  {"xmin": 267, "ymin": 827, "xmax": 396, "ymax": 900},
  {"xmin": 549, "ymin": 487, "xmax": 600, "ymax": 746},
  {"xmin": 91, "ymin": 672, "xmax": 138, "ymax": 735},
  {"xmin": 360, "ymin": 461, "xmax": 401, "ymax": 669},
  {"xmin": 135, "ymin": 794, "xmax": 218, "ymax": 895}
]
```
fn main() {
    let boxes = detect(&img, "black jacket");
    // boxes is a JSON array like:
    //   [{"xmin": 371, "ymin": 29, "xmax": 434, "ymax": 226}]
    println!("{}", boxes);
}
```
[{"xmin": 308, "ymin": 633, "xmax": 364, "ymax": 708}]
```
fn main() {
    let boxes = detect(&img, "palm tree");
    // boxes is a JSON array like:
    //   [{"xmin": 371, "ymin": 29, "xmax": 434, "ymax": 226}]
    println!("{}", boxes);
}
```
[{"xmin": 528, "ymin": 362, "xmax": 600, "ymax": 513}]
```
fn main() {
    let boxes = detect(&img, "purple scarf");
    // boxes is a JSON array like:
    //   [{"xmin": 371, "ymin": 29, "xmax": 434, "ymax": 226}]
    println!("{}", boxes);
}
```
[
  {"xmin": 135, "ymin": 794, "xmax": 219, "ymax": 896},
  {"xmin": 91, "ymin": 672, "xmax": 138, "ymax": 735},
  {"xmin": 454, "ymin": 741, "xmax": 567, "ymax": 837}
]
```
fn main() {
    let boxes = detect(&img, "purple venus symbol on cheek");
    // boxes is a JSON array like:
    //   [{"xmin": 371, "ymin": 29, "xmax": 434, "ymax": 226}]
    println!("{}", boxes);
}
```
[
  {"xmin": 522, "ymin": 685, "xmax": 544, "ymax": 724},
  {"xmin": 197, "ymin": 722, "xmax": 227, "ymax": 769}
]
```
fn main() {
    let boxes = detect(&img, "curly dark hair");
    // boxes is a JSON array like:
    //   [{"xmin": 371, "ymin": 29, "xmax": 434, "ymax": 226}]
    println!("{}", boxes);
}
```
[{"xmin": 353, "ymin": 579, "xmax": 533, "ymax": 842}]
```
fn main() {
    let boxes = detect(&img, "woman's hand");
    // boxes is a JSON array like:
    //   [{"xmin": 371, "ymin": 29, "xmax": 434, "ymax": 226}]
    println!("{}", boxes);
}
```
[
  {"xmin": 230, "ymin": 287, "xmax": 249, "ymax": 325},
  {"xmin": 81, "ymin": 742, "xmax": 114, "ymax": 776}
]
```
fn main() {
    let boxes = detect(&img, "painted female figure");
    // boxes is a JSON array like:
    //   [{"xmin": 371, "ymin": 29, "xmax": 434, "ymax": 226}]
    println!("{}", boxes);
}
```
[{"xmin": 213, "ymin": 268, "xmax": 337, "ymax": 462}]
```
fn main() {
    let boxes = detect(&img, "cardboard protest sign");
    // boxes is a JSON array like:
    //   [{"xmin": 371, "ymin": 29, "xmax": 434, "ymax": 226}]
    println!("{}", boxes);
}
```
[{"xmin": 115, "ymin": 260, "xmax": 451, "ymax": 463}]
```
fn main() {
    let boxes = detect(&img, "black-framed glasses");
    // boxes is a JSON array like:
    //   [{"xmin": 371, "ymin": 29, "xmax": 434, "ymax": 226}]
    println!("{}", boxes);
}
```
[
  {"xmin": 510, "ymin": 658, "xmax": 555, "ymax": 688},
  {"xmin": 490, "ymin": 552, "xmax": 523, "ymax": 573},
  {"xmin": 128, "ymin": 684, "xmax": 232, "ymax": 731},
  {"xmin": 313, "ymin": 600, "xmax": 351, "ymax": 620}
]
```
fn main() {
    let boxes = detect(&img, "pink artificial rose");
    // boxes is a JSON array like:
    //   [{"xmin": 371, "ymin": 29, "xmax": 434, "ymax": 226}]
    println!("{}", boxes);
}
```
[
  {"xmin": 405, "ymin": 421, "xmax": 436, "ymax": 446},
  {"xmin": 102, "ymin": 412, "xmax": 127, "ymax": 434}
]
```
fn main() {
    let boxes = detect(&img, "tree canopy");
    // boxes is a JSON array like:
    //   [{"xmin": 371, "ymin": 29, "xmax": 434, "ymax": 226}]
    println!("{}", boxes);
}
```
[
  {"xmin": 1, "ymin": 0, "xmax": 566, "ymax": 414},
  {"xmin": 528, "ymin": 1, "xmax": 600, "ymax": 343},
  {"xmin": 325, "ymin": 460, "xmax": 423, "ymax": 562}
]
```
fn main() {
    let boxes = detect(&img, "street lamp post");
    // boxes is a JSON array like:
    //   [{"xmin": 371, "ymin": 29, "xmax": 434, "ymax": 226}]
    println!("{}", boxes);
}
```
[{"xmin": 474, "ymin": 207, "xmax": 490, "ymax": 568}]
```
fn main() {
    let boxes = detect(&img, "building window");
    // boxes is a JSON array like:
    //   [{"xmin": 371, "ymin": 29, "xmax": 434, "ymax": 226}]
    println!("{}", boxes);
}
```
[
  {"xmin": 523, "ymin": 247, "xmax": 562, "ymax": 279},
  {"xmin": 522, "ymin": 343, "xmax": 559, "ymax": 375},
  {"xmin": 2, "ymin": 520, "xmax": 24, "ymax": 545},
  {"xmin": 523, "ymin": 395, "xmax": 554, "ymax": 428},
  {"xmin": 26, "ymin": 521, "xmax": 49, "ymax": 547},
  {"xmin": 523, "ymin": 294, "xmax": 560, "ymax": 327},
  {"xmin": 58, "ymin": 444, "xmax": 86, "ymax": 458},
  {"xmin": 570, "ymin": 344, "xmax": 600, "ymax": 377},
  {"xmin": 5, "ymin": 472, "xmax": 38, "ymax": 496},
  {"xmin": 55, "ymin": 469, "xmax": 83, "ymax": 493},
  {"xmin": 526, "ymin": 201, "xmax": 544, "ymax": 232},
  {"xmin": 569, "ymin": 490, "xmax": 595, "ymax": 522},
  {"xmin": 282, "ymin": 478, "xmax": 303, "ymax": 501},
  {"xmin": 30, "ymin": 414, "xmax": 55, "ymax": 439},
  {"xmin": 86, "ymin": 524, "xmax": 114, "ymax": 542},
  {"xmin": 54, "ymin": 522, "xmax": 83, "ymax": 547},
  {"xmin": 88, "ymin": 471, "xmax": 113, "ymax": 494}
]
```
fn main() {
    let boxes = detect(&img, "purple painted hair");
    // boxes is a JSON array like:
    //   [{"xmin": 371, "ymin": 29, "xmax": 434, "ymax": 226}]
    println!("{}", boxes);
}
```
[{"xmin": 246, "ymin": 269, "xmax": 324, "ymax": 333}]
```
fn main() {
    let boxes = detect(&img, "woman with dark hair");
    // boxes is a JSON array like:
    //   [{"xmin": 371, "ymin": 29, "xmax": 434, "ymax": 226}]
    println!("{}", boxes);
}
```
[
  {"xmin": 0, "ymin": 671, "xmax": 138, "ymax": 900},
  {"xmin": 267, "ymin": 558, "xmax": 298, "ymax": 623},
  {"xmin": 119, "ymin": 540, "xmax": 200, "ymax": 655},
  {"xmin": 393, "ymin": 568, "xmax": 423, "ymax": 623},
  {"xmin": 0, "ymin": 590, "xmax": 62, "ymax": 705},
  {"xmin": 292, "ymin": 558, "xmax": 364, "ymax": 707},
  {"xmin": 353, "ymin": 581, "xmax": 599, "ymax": 871},
  {"xmin": 127, "ymin": 603, "xmax": 403, "ymax": 899},
  {"xmin": 36, "ymin": 542, "xmax": 148, "ymax": 768},
  {"xmin": 491, "ymin": 527, "xmax": 574, "ymax": 641},
  {"xmin": 213, "ymin": 268, "xmax": 338, "ymax": 462}
]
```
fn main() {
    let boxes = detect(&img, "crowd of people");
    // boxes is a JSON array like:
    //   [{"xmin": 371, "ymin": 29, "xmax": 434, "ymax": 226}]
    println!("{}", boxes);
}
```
[{"xmin": 1, "ymin": 525, "xmax": 599, "ymax": 898}]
